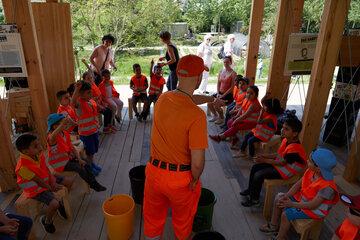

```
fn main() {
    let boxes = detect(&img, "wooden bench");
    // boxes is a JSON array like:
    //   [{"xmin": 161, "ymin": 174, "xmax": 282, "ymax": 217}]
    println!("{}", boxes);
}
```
[
  {"xmin": 292, "ymin": 217, "xmax": 324, "ymax": 240},
  {"xmin": 257, "ymin": 134, "xmax": 282, "ymax": 153},
  {"xmin": 263, "ymin": 168, "xmax": 306, "ymax": 219},
  {"xmin": 15, "ymin": 188, "xmax": 73, "ymax": 239},
  {"xmin": 128, "ymin": 98, "xmax": 150, "ymax": 120}
]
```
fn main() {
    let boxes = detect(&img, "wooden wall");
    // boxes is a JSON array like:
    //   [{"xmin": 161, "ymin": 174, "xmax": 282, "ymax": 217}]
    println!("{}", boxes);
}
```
[{"xmin": 32, "ymin": 2, "xmax": 75, "ymax": 113}]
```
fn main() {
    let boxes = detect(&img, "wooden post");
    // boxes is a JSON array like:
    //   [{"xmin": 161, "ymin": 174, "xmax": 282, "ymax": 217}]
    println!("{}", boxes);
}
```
[
  {"xmin": 244, "ymin": 0, "xmax": 264, "ymax": 85},
  {"xmin": 299, "ymin": 0, "xmax": 351, "ymax": 155},
  {"xmin": 278, "ymin": 0, "xmax": 305, "ymax": 108},
  {"xmin": 343, "ymin": 120, "xmax": 360, "ymax": 182},
  {"xmin": 0, "ymin": 103, "xmax": 19, "ymax": 192},
  {"xmin": 266, "ymin": 0, "xmax": 294, "ymax": 102},
  {"xmin": 3, "ymin": 0, "xmax": 50, "ymax": 146}
]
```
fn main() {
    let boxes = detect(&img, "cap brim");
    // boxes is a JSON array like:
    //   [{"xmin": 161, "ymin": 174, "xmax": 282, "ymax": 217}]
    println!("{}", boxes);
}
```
[
  {"xmin": 204, "ymin": 66, "xmax": 209, "ymax": 72},
  {"xmin": 47, "ymin": 126, "xmax": 51, "ymax": 133},
  {"xmin": 340, "ymin": 194, "xmax": 360, "ymax": 210},
  {"xmin": 319, "ymin": 168, "xmax": 334, "ymax": 181}
]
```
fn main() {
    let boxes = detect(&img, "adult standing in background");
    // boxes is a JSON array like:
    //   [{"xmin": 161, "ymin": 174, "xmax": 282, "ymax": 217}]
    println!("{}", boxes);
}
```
[
  {"xmin": 197, "ymin": 34, "xmax": 213, "ymax": 94},
  {"xmin": 224, "ymin": 34, "xmax": 235, "ymax": 66},
  {"xmin": 89, "ymin": 34, "xmax": 118, "ymax": 86},
  {"xmin": 158, "ymin": 31, "xmax": 180, "ymax": 91}
]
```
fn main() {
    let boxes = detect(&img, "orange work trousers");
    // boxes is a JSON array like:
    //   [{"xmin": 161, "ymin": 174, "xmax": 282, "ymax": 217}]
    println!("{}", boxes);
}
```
[{"xmin": 143, "ymin": 162, "xmax": 201, "ymax": 239}]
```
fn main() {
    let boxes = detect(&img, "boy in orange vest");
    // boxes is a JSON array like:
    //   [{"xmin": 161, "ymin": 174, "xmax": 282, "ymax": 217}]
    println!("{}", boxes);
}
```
[
  {"xmin": 260, "ymin": 148, "xmax": 339, "ymax": 240},
  {"xmin": 142, "ymin": 59, "xmax": 166, "ymax": 119},
  {"xmin": 130, "ymin": 63, "xmax": 149, "ymax": 121},
  {"xmin": 14, "ymin": 134, "xmax": 73, "ymax": 234},
  {"xmin": 332, "ymin": 193, "xmax": 360, "ymax": 240},
  {"xmin": 56, "ymin": 90, "xmax": 77, "ymax": 134},
  {"xmin": 71, "ymin": 80, "xmax": 102, "ymax": 176},
  {"xmin": 47, "ymin": 113, "xmax": 106, "ymax": 192},
  {"xmin": 240, "ymin": 118, "xmax": 307, "ymax": 207}
]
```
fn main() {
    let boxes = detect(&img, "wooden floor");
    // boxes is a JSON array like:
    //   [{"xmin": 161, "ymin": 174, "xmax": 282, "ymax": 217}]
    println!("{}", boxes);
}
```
[{"xmin": 1, "ymin": 106, "xmax": 359, "ymax": 240}]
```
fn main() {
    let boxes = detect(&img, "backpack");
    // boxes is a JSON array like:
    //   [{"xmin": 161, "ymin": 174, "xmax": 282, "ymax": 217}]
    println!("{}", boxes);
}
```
[{"xmin": 217, "ymin": 46, "xmax": 225, "ymax": 59}]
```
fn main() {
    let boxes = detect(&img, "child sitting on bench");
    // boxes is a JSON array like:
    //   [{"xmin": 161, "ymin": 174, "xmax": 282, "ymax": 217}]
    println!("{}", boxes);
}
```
[
  {"xmin": 130, "ymin": 63, "xmax": 149, "ymax": 121},
  {"xmin": 259, "ymin": 148, "xmax": 339, "ymax": 240}
]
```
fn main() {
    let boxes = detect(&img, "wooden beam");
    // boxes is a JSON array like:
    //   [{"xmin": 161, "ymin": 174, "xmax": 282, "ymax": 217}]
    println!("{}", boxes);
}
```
[
  {"xmin": 32, "ymin": 2, "xmax": 75, "ymax": 113},
  {"xmin": 244, "ymin": 0, "xmax": 264, "ymax": 85},
  {"xmin": 0, "ymin": 102, "xmax": 19, "ymax": 192},
  {"xmin": 46, "ymin": 0, "xmax": 59, "ymax": 2},
  {"xmin": 279, "ymin": 0, "xmax": 305, "ymax": 108},
  {"xmin": 266, "ymin": 0, "xmax": 294, "ymax": 102},
  {"xmin": 337, "ymin": 36, "xmax": 360, "ymax": 67},
  {"xmin": 3, "ymin": 0, "xmax": 50, "ymax": 146},
  {"xmin": 299, "ymin": 0, "xmax": 351, "ymax": 156},
  {"xmin": 343, "ymin": 120, "xmax": 360, "ymax": 182}
]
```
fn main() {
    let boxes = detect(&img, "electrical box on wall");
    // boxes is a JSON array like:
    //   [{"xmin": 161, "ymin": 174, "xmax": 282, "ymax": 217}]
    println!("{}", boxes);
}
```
[{"xmin": 0, "ymin": 32, "xmax": 28, "ymax": 77}]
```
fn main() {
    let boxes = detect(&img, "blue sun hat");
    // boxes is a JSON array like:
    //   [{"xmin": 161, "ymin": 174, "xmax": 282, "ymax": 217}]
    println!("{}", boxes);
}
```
[
  {"xmin": 311, "ymin": 148, "xmax": 337, "ymax": 181},
  {"xmin": 47, "ymin": 113, "xmax": 64, "ymax": 133}
]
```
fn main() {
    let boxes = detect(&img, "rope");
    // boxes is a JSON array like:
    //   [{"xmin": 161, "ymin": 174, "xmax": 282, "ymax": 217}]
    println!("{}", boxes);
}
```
[{"xmin": 297, "ymin": 76, "xmax": 304, "ymax": 113}]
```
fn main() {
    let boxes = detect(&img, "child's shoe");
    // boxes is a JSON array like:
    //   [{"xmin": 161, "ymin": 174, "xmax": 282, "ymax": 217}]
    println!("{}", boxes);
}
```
[
  {"xmin": 92, "ymin": 168, "xmax": 99, "ymax": 176},
  {"xmin": 241, "ymin": 198, "xmax": 260, "ymax": 207},
  {"xmin": 209, "ymin": 135, "xmax": 221, "ymax": 143},
  {"xmin": 259, "ymin": 222, "xmax": 279, "ymax": 235},
  {"xmin": 239, "ymin": 189, "xmax": 250, "ymax": 196},
  {"xmin": 40, "ymin": 215, "xmax": 55, "ymax": 234},
  {"xmin": 230, "ymin": 137, "xmax": 240, "ymax": 149},
  {"xmin": 232, "ymin": 151, "xmax": 247, "ymax": 158},
  {"xmin": 103, "ymin": 126, "xmax": 112, "ymax": 134},
  {"xmin": 115, "ymin": 115, "xmax": 121, "ymax": 123},
  {"xmin": 57, "ymin": 201, "xmax": 67, "ymax": 220},
  {"xmin": 135, "ymin": 113, "xmax": 142, "ymax": 122},
  {"xmin": 141, "ymin": 112, "xmax": 147, "ymax": 121},
  {"xmin": 91, "ymin": 162, "xmax": 102, "ymax": 171},
  {"xmin": 90, "ymin": 181, "xmax": 107, "ymax": 192}
]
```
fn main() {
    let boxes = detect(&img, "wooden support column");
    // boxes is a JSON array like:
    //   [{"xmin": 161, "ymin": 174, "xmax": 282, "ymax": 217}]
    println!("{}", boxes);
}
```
[
  {"xmin": 0, "ymin": 104, "xmax": 19, "ymax": 192},
  {"xmin": 278, "ymin": 0, "xmax": 305, "ymax": 108},
  {"xmin": 299, "ymin": 0, "xmax": 351, "ymax": 155},
  {"xmin": 344, "ymin": 120, "xmax": 360, "ymax": 182},
  {"xmin": 266, "ymin": 0, "xmax": 294, "ymax": 102},
  {"xmin": 244, "ymin": 0, "xmax": 264, "ymax": 85},
  {"xmin": 3, "ymin": 0, "xmax": 50, "ymax": 146}
]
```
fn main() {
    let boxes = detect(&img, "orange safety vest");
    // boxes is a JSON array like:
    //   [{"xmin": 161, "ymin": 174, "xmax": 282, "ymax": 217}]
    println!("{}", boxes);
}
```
[
  {"xmin": 148, "ymin": 75, "xmax": 165, "ymax": 96},
  {"xmin": 240, "ymin": 98, "xmax": 261, "ymax": 122},
  {"xmin": 293, "ymin": 169, "xmax": 339, "ymax": 220},
  {"xmin": 235, "ymin": 90, "xmax": 246, "ymax": 109},
  {"xmin": 47, "ymin": 130, "xmax": 74, "ymax": 172},
  {"xmin": 75, "ymin": 98, "xmax": 98, "ymax": 136},
  {"xmin": 252, "ymin": 112, "xmax": 277, "ymax": 142},
  {"xmin": 233, "ymin": 86, "xmax": 239, "ymax": 100},
  {"xmin": 57, "ymin": 105, "xmax": 76, "ymax": 133},
  {"xmin": 98, "ymin": 80, "xmax": 120, "ymax": 101},
  {"xmin": 91, "ymin": 82, "xmax": 104, "ymax": 106},
  {"xmin": 274, "ymin": 138, "xmax": 307, "ymax": 179},
  {"xmin": 338, "ymin": 218, "xmax": 360, "ymax": 240},
  {"xmin": 131, "ymin": 75, "xmax": 147, "ymax": 96},
  {"xmin": 15, "ymin": 153, "xmax": 54, "ymax": 198}
]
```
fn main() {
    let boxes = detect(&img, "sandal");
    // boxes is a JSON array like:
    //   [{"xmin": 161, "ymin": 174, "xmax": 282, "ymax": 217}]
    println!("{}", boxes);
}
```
[
  {"xmin": 259, "ymin": 222, "xmax": 279, "ymax": 235},
  {"xmin": 209, "ymin": 135, "xmax": 221, "ymax": 143}
]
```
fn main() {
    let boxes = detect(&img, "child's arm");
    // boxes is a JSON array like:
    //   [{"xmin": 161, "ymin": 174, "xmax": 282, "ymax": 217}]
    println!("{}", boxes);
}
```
[
  {"xmin": 48, "ymin": 118, "xmax": 71, "ymax": 146},
  {"xmin": 253, "ymin": 156, "xmax": 286, "ymax": 166},
  {"xmin": 257, "ymin": 153, "xmax": 278, "ymax": 159},
  {"xmin": 261, "ymin": 91, "xmax": 271, "ymax": 105},
  {"xmin": 46, "ymin": 168, "xmax": 63, "ymax": 192},
  {"xmin": 280, "ymin": 194, "xmax": 325, "ymax": 210},
  {"xmin": 284, "ymin": 178, "xmax": 302, "ymax": 198},
  {"xmin": 81, "ymin": 59, "xmax": 93, "ymax": 74},
  {"xmin": 32, "ymin": 175, "xmax": 52, "ymax": 191},
  {"xmin": 150, "ymin": 59, "xmax": 154, "ymax": 77},
  {"xmin": 130, "ymin": 81, "xmax": 136, "ymax": 91},
  {"xmin": 232, "ymin": 104, "xmax": 260, "ymax": 125},
  {"xmin": 71, "ymin": 81, "xmax": 82, "ymax": 108},
  {"xmin": 70, "ymin": 143, "xmax": 87, "ymax": 166},
  {"xmin": 110, "ymin": 56, "xmax": 117, "ymax": 72},
  {"xmin": 331, "ymin": 235, "xmax": 341, "ymax": 240}
]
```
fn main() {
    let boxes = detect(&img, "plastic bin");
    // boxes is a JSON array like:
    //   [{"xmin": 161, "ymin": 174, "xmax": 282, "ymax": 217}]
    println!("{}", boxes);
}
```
[
  {"xmin": 192, "ymin": 188, "xmax": 217, "ymax": 232},
  {"xmin": 102, "ymin": 194, "xmax": 135, "ymax": 240},
  {"xmin": 129, "ymin": 165, "xmax": 146, "ymax": 205}
]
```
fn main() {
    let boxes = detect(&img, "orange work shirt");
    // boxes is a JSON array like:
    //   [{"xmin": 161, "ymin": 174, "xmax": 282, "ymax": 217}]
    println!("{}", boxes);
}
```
[{"xmin": 150, "ymin": 91, "xmax": 208, "ymax": 165}]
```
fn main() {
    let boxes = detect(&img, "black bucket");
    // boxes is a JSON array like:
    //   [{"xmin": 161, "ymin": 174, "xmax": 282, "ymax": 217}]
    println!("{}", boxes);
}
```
[
  {"xmin": 129, "ymin": 165, "xmax": 146, "ymax": 205},
  {"xmin": 193, "ymin": 188, "xmax": 217, "ymax": 232},
  {"xmin": 193, "ymin": 230, "xmax": 225, "ymax": 240}
]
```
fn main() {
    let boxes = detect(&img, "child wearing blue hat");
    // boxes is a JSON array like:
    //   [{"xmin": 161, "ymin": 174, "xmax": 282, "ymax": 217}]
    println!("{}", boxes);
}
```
[
  {"xmin": 260, "ymin": 148, "xmax": 340, "ymax": 240},
  {"xmin": 46, "ymin": 113, "xmax": 106, "ymax": 192}
]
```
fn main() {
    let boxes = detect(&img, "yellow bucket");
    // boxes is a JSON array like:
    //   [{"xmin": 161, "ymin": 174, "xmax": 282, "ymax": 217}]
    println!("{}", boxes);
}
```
[{"xmin": 102, "ymin": 194, "xmax": 135, "ymax": 240}]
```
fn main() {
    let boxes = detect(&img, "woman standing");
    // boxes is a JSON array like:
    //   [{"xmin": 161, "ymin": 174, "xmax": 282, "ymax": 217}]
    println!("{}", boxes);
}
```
[
  {"xmin": 224, "ymin": 34, "xmax": 235, "ymax": 66},
  {"xmin": 197, "ymin": 34, "xmax": 213, "ymax": 94},
  {"xmin": 158, "ymin": 31, "xmax": 180, "ymax": 90}
]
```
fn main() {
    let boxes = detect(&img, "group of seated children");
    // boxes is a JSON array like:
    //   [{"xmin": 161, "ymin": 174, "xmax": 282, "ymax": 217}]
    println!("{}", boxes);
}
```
[{"xmin": 130, "ymin": 60, "xmax": 166, "ymax": 121}]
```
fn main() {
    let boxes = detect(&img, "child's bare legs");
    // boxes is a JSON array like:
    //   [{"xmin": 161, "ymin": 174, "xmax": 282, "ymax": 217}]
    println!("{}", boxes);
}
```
[
  {"xmin": 87, "ymin": 154, "xmax": 94, "ymax": 164},
  {"xmin": 275, "ymin": 212, "xmax": 291, "ymax": 240},
  {"xmin": 112, "ymin": 97, "xmax": 123, "ymax": 119},
  {"xmin": 215, "ymin": 104, "xmax": 224, "ymax": 119},
  {"xmin": 207, "ymin": 102, "xmax": 217, "ymax": 116},
  {"xmin": 107, "ymin": 98, "xmax": 117, "ymax": 123},
  {"xmin": 270, "ymin": 194, "xmax": 284, "ymax": 227},
  {"xmin": 60, "ymin": 176, "xmax": 74, "ymax": 192},
  {"xmin": 132, "ymin": 103, "xmax": 139, "ymax": 115},
  {"xmin": 46, "ymin": 199, "xmax": 59, "ymax": 223}
]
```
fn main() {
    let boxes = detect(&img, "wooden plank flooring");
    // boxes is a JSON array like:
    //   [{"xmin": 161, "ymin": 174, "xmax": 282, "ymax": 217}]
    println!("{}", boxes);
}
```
[{"xmin": 0, "ymin": 106, "xmax": 358, "ymax": 240}]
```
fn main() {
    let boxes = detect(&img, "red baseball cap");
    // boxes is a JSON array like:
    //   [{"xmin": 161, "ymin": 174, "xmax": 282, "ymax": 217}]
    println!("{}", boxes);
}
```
[
  {"xmin": 176, "ymin": 55, "xmax": 209, "ymax": 77},
  {"xmin": 340, "ymin": 193, "xmax": 360, "ymax": 210}
]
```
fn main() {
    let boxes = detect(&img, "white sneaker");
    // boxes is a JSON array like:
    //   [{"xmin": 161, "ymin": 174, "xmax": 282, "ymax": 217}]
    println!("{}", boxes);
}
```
[
  {"xmin": 215, "ymin": 118, "xmax": 225, "ymax": 125},
  {"xmin": 209, "ymin": 115, "xmax": 218, "ymax": 122}
]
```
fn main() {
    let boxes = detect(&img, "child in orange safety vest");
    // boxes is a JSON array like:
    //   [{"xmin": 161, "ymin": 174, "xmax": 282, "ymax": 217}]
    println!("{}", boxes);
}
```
[
  {"xmin": 46, "ymin": 113, "xmax": 106, "ymax": 192},
  {"xmin": 233, "ymin": 95, "xmax": 283, "ymax": 157},
  {"xmin": 142, "ymin": 59, "xmax": 166, "ymax": 119},
  {"xmin": 240, "ymin": 118, "xmax": 307, "ymax": 207},
  {"xmin": 71, "ymin": 80, "xmax": 102, "ymax": 176},
  {"xmin": 259, "ymin": 148, "xmax": 339, "ymax": 240},
  {"xmin": 332, "ymin": 193, "xmax": 360, "ymax": 240},
  {"xmin": 56, "ymin": 90, "xmax": 77, "ymax": 134},
  {"xmin": 14, "ymin": 134, "xmax": 73, "ymax": 234},
  {"xmin": 130, "ymin": 63, "xmax": 149, "ymax": 121}
]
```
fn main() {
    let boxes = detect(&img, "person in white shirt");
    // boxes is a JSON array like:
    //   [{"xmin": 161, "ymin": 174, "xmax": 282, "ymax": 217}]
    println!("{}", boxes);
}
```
[
  {"xmin": 224, "ymin": 34, "xmax": 235, "ymax": 66},
  {"xmin": 197, "ymin": 34, "xmax": 213, "ymax": 94}
]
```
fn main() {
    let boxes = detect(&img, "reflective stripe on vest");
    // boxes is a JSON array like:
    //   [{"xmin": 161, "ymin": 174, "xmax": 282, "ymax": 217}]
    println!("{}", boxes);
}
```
[
  {"xmin": 47, "ymin": 131, "xmax": 73, "ymax": 172},
  {"xmin": 253, "ymin": 125, "xmax": 276, "ymax": 141},
  {"xmin": 293, "ymin": 169, "xmax": 339, "ymax": 220},
  {"xmin": 149, "ymin": 84, "xmax": 161, "ymax": 95},
  {"xmin": 131, "ymin": 75, "xmax": 147, "ymax": 96},
  {"xmin": 253, "ymin": 112, "xmax": 277, "ymax": 142},
  {"xmin": 77, "ymin": 116, "xmax": 96, "ymax": 125},
  {"xmin": 241, "ymin": 98, "xmax": 261, "ymax": 122},
  {"xmin": 76, "ymin": 99, "xmax": 98, "ymax": 136},
  {"xmin": 339, "ymin": 218, "xmax": 360, "ymax": 240}
]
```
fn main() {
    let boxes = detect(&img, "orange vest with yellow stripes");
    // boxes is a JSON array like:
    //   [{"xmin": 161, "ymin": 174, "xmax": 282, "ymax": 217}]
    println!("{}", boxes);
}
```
[
  {"xmin": 75, "ymin": 99, "xmax": 98, "ymax": 136},
  {"xmin": 240, "ymin": 98, "xmax": 261, "ymax": 122},
  {"xmin": 47, "ymin": 131, "xmax": 74, "ymax": 172},
  {"xmin": 57, "ymin": 105, "xmax": 76, "ymax": 133},
  {"xmin": 131, "ymin": 75, "xmax": 147, "ymax": 96},
  {"xmin": 252, "ymin": 112, "xmax": 277, "ymax": 142}
]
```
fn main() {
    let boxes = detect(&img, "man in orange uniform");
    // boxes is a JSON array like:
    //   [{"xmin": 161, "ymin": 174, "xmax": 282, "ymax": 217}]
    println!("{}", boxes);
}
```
[{"xmin": 143, "ymin": 55, "xmax": 209, "ymax": 240}]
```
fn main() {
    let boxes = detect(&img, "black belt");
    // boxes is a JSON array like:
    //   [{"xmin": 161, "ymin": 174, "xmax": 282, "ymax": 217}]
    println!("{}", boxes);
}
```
[{"xmin": 150, "ymin": 158, "xmax": 191, "ymax": 171}]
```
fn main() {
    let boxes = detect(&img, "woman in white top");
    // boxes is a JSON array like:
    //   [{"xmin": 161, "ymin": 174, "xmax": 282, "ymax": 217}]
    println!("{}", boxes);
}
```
[
  {"xmin": 197, "ymin": 34, "xmax": 213, "ymax": 93},
  {"xmin": 224, "ymin": 34, "xmax": 235, "ymax": 66}
]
